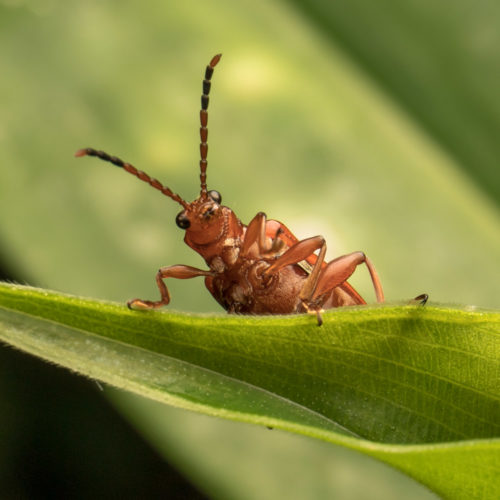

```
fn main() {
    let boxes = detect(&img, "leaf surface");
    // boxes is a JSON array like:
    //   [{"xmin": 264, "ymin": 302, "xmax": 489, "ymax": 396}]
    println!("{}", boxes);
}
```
[{"xmin": 1, "ymin": 282, "xmax": 498, "ymax": 499}]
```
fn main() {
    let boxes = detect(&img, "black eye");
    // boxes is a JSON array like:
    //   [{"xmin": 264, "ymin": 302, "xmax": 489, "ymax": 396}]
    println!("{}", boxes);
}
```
[
  {"xmin": 175, "ymin": 211, "xmax": 190, "ymax": 229},
  {"xmin": 208, "ymin": 190, "xmax": 221, "ymax": 204}
]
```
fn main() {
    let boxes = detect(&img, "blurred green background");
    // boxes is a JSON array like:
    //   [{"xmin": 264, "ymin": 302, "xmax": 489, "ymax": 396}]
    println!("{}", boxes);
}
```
[{"xmin": 0, "ymin": 0, "xmax": 499, "ymax": 498}]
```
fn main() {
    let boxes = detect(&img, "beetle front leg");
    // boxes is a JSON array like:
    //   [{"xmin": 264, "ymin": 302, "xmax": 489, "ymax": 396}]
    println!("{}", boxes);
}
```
[
  {"xmin": 241, "ymin": 212, "xmax": 267, "ymax": 257},
  {"xmin": 128, "ymin": 265, "xmax": 213, "ymax": 310},
  {"xmin": 242, "ymin": 212, "xmax": 284, "ymax": 258}
]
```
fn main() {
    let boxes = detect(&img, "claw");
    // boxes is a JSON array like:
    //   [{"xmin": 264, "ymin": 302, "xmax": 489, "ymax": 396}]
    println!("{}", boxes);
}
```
[
  {"xmin": 127, "ymin": 299, "xmax": 152, "ymax": 310},
  {"xmin": 301, "ymin": 300, "xmax": 324, "ymax": 326},
  {"xmin": 411, "ymin": 293, "xmax": 428, "ymax": 306}
]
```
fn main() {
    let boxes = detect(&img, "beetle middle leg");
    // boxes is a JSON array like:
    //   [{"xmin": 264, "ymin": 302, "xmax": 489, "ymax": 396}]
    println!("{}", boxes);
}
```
[
  {"xmin": 128, "ymin": 265, "xmax": 213, "ymax": 310},
  {"xmin": 262, "ymin": 235, "xmax": 329, "ymax": 322},
  {"xmin": 263, "ymin": 236, "xmax": 384, "ymax": 322}
]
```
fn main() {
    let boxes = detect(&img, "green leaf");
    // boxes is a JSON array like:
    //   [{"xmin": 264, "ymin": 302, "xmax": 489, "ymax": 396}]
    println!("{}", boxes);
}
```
[{"xmin": 1, "ymin": 282, "xmax": 498, "ymax": 499}]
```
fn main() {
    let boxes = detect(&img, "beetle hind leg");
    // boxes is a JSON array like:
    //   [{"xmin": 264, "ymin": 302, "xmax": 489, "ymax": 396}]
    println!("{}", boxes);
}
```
[{"xmin": 311, "ymin": 251, "xmax": 384, "ymax": 303}]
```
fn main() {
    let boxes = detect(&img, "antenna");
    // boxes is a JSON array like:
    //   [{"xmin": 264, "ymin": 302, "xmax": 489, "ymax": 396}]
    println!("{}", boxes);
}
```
[
  {"xmin": 199, "ymin": 53, "xmax": 222, "ymax": 199},
  {"xmin": 76, "ymin": 54, "xmax": 223, "ymax": 207},
  {"xmin": 75, "ymin": 148, "xmax": 188, "ymax": 208}
]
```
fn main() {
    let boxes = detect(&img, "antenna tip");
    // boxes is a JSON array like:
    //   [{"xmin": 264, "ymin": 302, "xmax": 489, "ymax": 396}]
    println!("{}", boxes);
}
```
[
  {"xmin": 210, "ymin": 53, "xmax": 222, "ymax": 67},
  {"xmin": 75, "ymin": 148, "xmax": 89, "ymax": 158}
]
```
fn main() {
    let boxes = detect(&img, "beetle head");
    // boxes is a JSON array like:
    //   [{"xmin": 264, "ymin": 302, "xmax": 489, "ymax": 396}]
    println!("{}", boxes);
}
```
[{"xmin": 175, "ymin": 190, "xmax": 224, "ymax": 243}]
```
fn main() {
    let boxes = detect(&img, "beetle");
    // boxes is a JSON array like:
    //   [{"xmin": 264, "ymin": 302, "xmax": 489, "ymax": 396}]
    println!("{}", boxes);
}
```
[{"xmin": 76, "ymin": 53, "xmax": 396, "ymax": 325}]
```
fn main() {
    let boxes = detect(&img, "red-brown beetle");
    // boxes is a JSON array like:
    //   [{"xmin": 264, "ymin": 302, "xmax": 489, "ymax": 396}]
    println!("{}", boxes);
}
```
[{"xmin": 76, "ymin": 54, "xmax": 391, "ymax": 325}]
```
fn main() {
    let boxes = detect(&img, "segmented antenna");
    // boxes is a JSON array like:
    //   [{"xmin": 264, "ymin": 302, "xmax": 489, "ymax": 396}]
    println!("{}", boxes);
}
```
[
  {"xmin": 75, "ymin": 148, "xmax": 188, "ymax": 208},
  {"xmin": 199, "ymin": 53, "xmax": 222, "ymax": 199}
]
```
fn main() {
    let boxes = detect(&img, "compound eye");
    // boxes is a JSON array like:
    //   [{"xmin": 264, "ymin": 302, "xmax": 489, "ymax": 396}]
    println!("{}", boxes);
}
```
[
  {"xmin": 175, "ymin": 211, "xmax": 190, "ymax": 229},
  {"xmin": 208, "ymin": 190, "xmax": 222, "ymax": 204}
]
